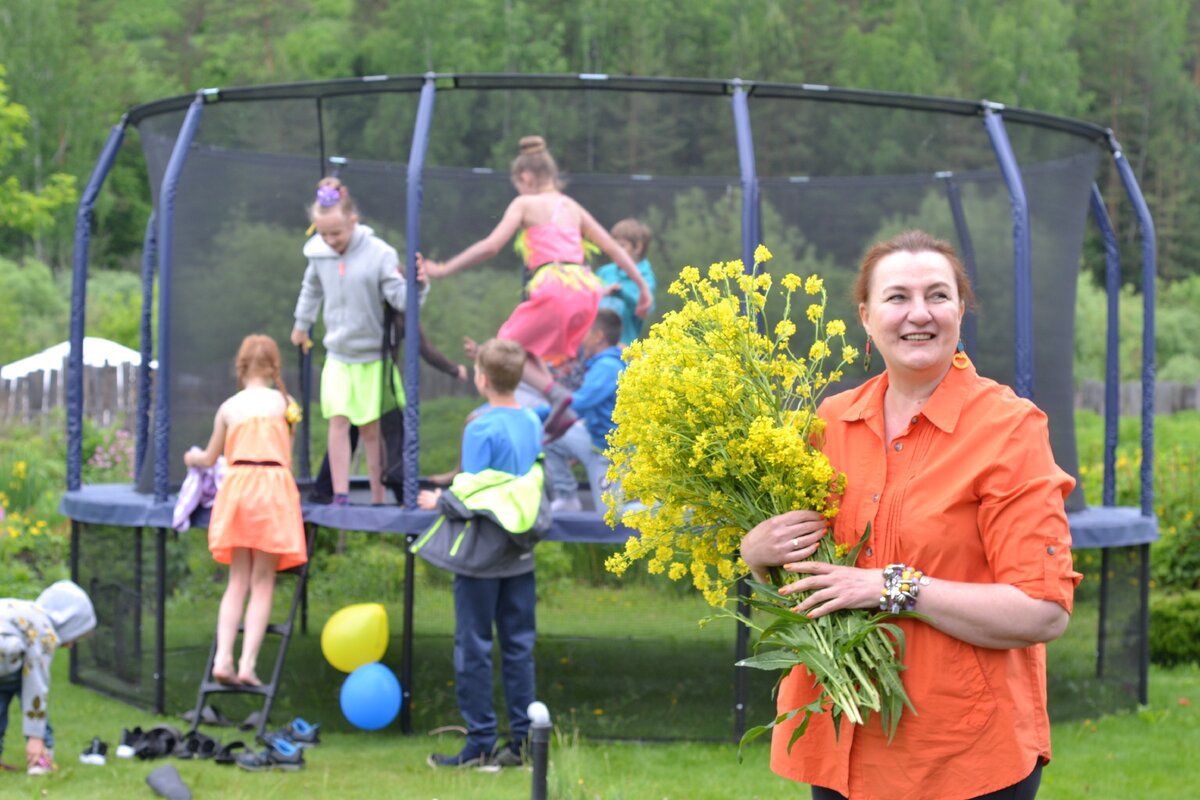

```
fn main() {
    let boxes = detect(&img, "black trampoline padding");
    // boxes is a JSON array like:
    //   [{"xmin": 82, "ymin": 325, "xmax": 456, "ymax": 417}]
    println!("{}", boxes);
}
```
[{"xmin": 60, "ymin": 483, "xmax": 631, "ymax": 544}]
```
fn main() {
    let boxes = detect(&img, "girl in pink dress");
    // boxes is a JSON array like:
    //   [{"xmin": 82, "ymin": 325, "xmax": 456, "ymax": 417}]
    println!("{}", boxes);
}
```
[{"xmin": 418, "ymin": 136, "xmax": 651, "ymax": 414}]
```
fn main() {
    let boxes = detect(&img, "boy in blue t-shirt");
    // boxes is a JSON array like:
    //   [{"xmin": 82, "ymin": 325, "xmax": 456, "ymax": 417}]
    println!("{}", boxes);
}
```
[{"xmin": 418, "ymin": 338, "xmax": 542, "ymax": 769}]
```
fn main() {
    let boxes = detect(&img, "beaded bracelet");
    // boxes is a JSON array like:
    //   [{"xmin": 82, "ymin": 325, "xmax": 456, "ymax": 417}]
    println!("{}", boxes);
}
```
[{"xmin": 879, "ymin": 563, "xmax": 930, "ymax": 613}]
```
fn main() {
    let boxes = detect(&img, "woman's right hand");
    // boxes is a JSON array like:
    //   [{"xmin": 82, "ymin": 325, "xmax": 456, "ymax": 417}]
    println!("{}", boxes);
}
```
[
  {"xmin": 740, "ymin": 510, "xmax": 828, "ymax": 581},
  {"xmin": 290, "ymin": 328, "xmax": 311, "ymax": 351}
]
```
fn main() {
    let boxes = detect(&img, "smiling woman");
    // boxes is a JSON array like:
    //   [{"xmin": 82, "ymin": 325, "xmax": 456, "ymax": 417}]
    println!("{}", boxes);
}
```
[{"xmin": 740, "ymin": 229, "xmax": 1081, "ymax": 800}]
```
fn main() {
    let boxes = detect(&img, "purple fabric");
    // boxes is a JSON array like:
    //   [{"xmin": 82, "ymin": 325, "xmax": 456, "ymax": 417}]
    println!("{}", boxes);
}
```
[{"xmin": 172, "ymin": 456, "xmax": 226, "ymax": 531}]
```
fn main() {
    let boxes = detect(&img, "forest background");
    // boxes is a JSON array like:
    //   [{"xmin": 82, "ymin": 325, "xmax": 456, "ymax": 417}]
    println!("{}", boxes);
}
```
[{"xmin": 1, "ymin": 0, "xmax": 1199, "ymax": 379}]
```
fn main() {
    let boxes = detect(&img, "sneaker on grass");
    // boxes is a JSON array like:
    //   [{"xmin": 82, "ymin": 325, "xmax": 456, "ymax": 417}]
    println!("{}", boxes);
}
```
[
  {"xmin": 427, "ymin": 743, "xmax": 490, "ymax": 768},
  {"xmin": 80, "ymin": 737, "xmax": 108, "ymax": 766}
]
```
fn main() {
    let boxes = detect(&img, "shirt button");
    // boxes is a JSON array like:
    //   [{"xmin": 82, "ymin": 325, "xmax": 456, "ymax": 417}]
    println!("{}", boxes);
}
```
[
  {"xmin": 872, "ymin": 493, "xmax": 880, "ymax": 502},
  {"xmin": 865, "ymin": 547, "xmax": 874, "ymax": 557},
  {"xmin": 894, "ymin": 442, "xmax": 903, "ymax": 451},
  {"xmin": 910, "ymin": 416, "xmax": 919, "ymax": 425},
  {"xmin": 1047, "ymin": 546, "xmax": 1056, "ymax": 555}
]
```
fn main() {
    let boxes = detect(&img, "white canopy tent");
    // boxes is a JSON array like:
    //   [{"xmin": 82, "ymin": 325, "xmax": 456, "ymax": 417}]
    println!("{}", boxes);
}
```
[{"xmin": 0, "ymin": 337, "xmax": 155, "ymax": 380}]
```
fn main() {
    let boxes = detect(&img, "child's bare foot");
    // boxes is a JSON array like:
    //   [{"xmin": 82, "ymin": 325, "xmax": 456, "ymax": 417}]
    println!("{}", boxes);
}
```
[
  {"xmin": 463, "ymin": 336, "xmax": 479, "ymax": 360},
  {"xmin": 237, "ymin": 662, "xmax": 263, "ymax": 686},
  {"xmin": 237, "ymin": 672, "xmax": 263, "ymax": 687},
  {"xmin": 212, "ymin": 658, "xmax": 238, "ymax": 685}
]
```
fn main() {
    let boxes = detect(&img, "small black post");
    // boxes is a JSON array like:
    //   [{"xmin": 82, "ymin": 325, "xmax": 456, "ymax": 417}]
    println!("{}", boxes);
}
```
[
  {"xmin": 400, "ymin": 533, "xmax": 417, "ymax": 734},
  {"xmin": 529, "ymin": 701, "xmax": 551, "ymax": 800}
]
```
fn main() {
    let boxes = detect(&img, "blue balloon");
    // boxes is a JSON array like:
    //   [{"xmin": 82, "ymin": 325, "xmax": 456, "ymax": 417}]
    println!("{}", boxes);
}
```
[{"xmin": 340, "ymin": 662, "xmax": 402, "ymax": 731}]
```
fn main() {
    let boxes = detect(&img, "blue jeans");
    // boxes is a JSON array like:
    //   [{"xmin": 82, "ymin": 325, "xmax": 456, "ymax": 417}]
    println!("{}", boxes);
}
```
[
  {"xmin": 0, "ymin": 671, "xmax": 54, "ymax": 759},
  {"xmin": 544, "ymin": 420, "xmax": 611, "ymax": 512},
  {"xmin": 452, "ymin": 571, "xmax": 536, "ymax": 752}
]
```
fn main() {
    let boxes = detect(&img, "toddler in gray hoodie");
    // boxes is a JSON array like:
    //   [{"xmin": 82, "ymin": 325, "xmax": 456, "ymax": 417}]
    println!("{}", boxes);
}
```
[{"xmin": 0, "ymin": 580, "xmax": 96, "ymax": 774}]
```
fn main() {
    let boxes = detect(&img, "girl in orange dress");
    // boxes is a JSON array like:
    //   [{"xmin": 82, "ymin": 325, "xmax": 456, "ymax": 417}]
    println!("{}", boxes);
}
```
[
  {"xmin": 183, "ymin": 335, "xmax": 307, "ymax": 686},
  {"xmin": 417, "ymin": 136, "xmax": 651, "ymax": 416}
]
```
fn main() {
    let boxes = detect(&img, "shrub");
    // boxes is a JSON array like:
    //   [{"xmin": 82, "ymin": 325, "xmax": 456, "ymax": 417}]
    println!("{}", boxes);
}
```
[
  {"xmin": 1075, "ymin": 410, "xmax": 1200, "ymax": 592},
  {"xmin": 1149, "ymin": 591, "xmax": 1200, "ymax": 666}
]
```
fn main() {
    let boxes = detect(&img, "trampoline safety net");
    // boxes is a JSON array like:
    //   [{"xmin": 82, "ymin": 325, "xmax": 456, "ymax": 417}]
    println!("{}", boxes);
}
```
[{"xmin": 67, "ymin": 77, "xmax": 1148, "ymax": 740}]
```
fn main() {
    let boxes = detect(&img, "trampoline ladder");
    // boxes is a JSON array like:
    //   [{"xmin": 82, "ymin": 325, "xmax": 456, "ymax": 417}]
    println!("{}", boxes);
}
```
[{"xmin": 187, "ymin": 524, "xmax": 316, "ymax": 742}]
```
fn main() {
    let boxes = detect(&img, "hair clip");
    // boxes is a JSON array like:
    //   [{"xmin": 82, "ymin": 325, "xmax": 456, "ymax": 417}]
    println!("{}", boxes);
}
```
[{"xmin": 316, "ymin": 185, "xmax": 341, "ymax": 207}]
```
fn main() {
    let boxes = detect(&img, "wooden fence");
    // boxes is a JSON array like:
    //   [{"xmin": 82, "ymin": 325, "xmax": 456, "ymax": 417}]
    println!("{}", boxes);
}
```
[
  {"xmin": 1075, "ymin": 380, "xmax": 1200, "ymax": 416},
  {"xmin": 0, "ymin": 362, "xmax": 146, "ymax": 428},
  {"xmin": 3, "ymin": 366, "xmax": 1196, "ymax": 429},
  {"xmin": 0, "ymin": 361, "xmax": 474, "ymax": 430}
]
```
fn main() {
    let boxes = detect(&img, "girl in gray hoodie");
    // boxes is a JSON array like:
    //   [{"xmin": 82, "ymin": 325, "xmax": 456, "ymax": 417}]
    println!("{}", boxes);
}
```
[{"xmin": 291, "ymin": 177, "xmax": 427, "ymax": 505}]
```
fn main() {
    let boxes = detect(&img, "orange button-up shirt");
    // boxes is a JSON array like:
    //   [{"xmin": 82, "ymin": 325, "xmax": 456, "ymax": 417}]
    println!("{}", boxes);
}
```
[{"xmin": 770, "ymin": 360, "xmax": 1081, "ymax": 800}]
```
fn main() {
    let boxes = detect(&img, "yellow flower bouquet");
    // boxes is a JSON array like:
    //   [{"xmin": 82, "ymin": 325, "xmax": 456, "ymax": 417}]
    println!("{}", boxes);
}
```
[{"xmin": 604, "ymin": 247, "xmax": 914, "ymax": 750}]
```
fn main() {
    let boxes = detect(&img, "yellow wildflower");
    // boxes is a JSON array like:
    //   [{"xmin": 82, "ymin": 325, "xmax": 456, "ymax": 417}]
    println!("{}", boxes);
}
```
[
  {"xmin": 754, "ymin": 244, "xmax": 773, "ymax": 264},
  {"xmin": 805, "ymin": 274, "xmax": 824, "ymax": 295}
]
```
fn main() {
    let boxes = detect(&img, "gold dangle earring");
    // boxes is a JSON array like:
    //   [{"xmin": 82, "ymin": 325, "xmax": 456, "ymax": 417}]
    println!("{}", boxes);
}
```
[
  {"xmin": 863, "ymin": 337, "xmax": 873, "ymax": 372},
  {"xmin": 953, "ymin": 339, "xmax": 970, "ymax": 369}
]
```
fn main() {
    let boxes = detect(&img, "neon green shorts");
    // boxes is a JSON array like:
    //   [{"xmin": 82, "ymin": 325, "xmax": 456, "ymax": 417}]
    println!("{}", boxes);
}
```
[{"xmin": 320, "ymin": 358, "xmax": 404, "ymax": 426}]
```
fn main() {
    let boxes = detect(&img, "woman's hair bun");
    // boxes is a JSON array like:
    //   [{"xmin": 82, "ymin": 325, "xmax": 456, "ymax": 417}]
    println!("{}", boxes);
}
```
[{"xmin": 518, "ymin": 135, "xmax": 547, "ymax": 155}]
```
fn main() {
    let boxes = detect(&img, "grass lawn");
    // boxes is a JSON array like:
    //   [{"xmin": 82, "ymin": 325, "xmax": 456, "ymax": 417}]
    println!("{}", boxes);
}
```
[{"xmin": 2, "ymin": 650, "xmax": 1195, "ymax": 798}]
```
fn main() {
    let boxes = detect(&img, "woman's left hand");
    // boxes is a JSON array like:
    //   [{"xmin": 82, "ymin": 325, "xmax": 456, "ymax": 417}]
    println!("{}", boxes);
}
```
[
  {"xmin": 740, "ymin": 510, "xmax": 827, "ymax": 580},
  {"xmin": 778, "ymin": 562, "xmax": 883, "ymax": 618}
]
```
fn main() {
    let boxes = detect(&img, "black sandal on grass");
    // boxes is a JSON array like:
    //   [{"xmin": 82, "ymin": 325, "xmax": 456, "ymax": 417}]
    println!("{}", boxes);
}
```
[
  {"xmin": 235, "ymin": 738, "xmax": 305, "ymax": 772},
  {"xmin": 213, "ymin": 740, "xmax": 248, "ymax": 765}
]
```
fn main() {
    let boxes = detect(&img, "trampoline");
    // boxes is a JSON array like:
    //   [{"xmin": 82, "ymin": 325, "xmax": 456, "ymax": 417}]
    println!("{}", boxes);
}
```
[{"xmin": 60, "ymin": 73, "xmax": 1158, "ymax": 740}]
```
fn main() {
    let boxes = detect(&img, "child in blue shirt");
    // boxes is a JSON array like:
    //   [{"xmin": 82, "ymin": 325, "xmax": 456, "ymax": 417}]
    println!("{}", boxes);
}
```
[
  {"xmin": 544, "ymin": 309, "xmax": 624, "ymax": 514},
  {"xmin": 417, "ymin": 338, "xmax": 543, "ymax": 769},
  {"xmin": 596, "ymin": 218, "xmax": 656, "ymax": 345}
]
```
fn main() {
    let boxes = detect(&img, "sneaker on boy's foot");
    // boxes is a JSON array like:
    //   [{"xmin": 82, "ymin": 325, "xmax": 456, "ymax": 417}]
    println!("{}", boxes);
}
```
[
  {"xmin": 426, "ymin": 744, "xmax": 489, "ymax": 769},
  {"xmin": 491, "ymin": 740, "xmax": 525, "ymax": 768},
  {"xmin": 27, "ymin": 754, "xmax": 55, "ymax": 775}
]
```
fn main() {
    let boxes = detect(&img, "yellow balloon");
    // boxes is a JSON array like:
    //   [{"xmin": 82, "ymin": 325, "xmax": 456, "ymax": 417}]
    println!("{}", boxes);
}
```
[{"xmin": 321, "ymin": 603, "xmax": 389, "ymax": 673}]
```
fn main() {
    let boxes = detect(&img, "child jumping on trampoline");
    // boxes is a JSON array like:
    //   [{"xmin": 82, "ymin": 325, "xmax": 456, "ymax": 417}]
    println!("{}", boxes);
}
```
[
  {"xmin": 415, "ymin": 338, "xmax": 546, "ymax": 769},
  {"xmin": 184, "ymin": 334, "xmax": 307, "ymax": 686},
  {"xmin": 417, "ymin": 135, "xmax": 651, "ymax": 438},
  {"xmin": 292, "ymin": 176, "xmax": 428, "ymax": 505},
  {"xmin": 596, "ymin": 218, "xmax": 657, "ymax": 345}
]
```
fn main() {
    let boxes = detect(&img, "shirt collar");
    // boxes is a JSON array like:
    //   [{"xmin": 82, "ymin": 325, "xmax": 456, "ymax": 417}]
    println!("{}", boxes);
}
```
[{"xmin": 839, "ymin": 356, "xmax": 976, "ymax": 434}]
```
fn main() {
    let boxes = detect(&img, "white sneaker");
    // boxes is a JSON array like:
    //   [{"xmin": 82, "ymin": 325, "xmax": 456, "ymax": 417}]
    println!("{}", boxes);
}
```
[
  {"xmin": 80, "ymin": 737, "xmax": 108, "ymax": 766},
  {"xmin": 550, "ymin": 496, "xmax": 582, "ymax": 513},
  {"xmin": 27, "ymin": 754, "xmax": 55, "ymax": 775}
]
